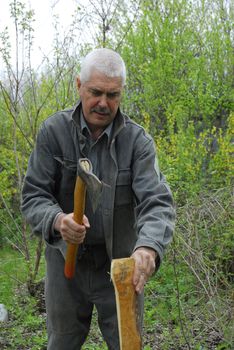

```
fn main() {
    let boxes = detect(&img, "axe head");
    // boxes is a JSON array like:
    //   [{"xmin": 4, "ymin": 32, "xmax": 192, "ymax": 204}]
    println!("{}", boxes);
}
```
[{"xmin": 77, "ymin": 158, "xmax": 103, "ymax": 212}]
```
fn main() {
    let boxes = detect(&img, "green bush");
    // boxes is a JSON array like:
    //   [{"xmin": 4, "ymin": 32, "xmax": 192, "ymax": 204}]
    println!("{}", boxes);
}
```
[{"xmin": 154, "ymin": 112, "xmax": 233, "ymax": 203}]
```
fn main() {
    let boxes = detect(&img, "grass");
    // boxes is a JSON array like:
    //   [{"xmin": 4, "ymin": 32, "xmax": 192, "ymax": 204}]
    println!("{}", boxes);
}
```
[
  {"xmin": 0, "ymin": 246, "xmax": 28, "ymax": 305},
  {"xmin": 0, "ymin": 244, "xmax": 108, "ymax": 349},
  {"xmin": 0, "ymin": 243, "xmax": 47, "ymax": 350}
]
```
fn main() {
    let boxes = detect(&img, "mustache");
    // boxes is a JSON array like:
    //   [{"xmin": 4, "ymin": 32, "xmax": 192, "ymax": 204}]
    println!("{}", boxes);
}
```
[{"xmin": 91, "ymin": 107, "xmax": 110, "ymax": 114}]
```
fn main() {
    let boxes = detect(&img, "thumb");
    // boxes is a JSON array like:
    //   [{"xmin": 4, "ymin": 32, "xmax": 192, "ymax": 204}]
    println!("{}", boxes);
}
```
[{"xmin": 83, "ymin": 215, "xmax": 90, "ymax": 228}]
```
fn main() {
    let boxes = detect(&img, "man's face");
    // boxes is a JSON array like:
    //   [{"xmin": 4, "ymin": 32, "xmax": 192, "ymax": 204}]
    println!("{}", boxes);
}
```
[{"xmin": 77, "ymin": 70, "xmax": 123, "ymax": 134}]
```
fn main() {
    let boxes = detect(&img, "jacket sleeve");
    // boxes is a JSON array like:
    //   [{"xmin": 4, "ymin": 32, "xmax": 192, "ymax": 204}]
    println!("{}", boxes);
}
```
[
  {"xmin": 132, "ymin": 134, "xmax": 175, "ymax": 266},
  {"xmin": 21, "ymin": 123, "xmax": 63, "ymax": 243}
]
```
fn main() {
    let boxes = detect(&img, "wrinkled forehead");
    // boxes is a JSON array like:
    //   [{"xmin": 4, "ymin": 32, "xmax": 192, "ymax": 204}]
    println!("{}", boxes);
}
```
[{"xmin": 82, "ymin": 70, "xmax": 124, "ymax": 91}]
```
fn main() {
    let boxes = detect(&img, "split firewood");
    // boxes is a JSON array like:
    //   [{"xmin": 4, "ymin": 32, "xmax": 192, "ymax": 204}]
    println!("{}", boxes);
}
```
[{"xmin": 111, "ymin": 257, "xmax": 142, "ymax": 350}]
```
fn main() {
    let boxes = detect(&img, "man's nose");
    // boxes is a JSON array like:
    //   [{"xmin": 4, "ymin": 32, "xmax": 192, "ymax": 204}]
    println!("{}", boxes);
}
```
[{"xmin": 98, "ymin": 94, "xmax": 108, "ymax": 107}]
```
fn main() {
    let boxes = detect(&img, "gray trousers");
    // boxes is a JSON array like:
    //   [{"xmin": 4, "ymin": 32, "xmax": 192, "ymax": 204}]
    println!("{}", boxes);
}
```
[{"xmin": 45, "ymin": 244, "xmax": 143, "ymax": 350}]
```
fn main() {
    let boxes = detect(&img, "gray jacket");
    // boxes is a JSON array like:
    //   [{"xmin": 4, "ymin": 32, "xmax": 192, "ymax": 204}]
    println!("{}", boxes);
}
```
[{"xmin": 21, "ymin": 102, "xmax": 175, "ymax": 264}]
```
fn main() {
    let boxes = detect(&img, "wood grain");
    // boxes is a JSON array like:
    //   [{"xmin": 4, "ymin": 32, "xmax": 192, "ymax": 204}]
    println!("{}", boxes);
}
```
[{"xmin": 111, "ymin": 257, "xmax": 142, "ymax": 350}]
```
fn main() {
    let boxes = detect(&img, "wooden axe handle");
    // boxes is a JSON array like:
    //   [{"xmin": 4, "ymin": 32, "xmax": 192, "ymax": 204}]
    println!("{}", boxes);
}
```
[
  {"xmin": 64, "ymin": 175, "xmax": 86, "ymax": 279},
  {"xmin": 64, "ymin": 159, "xmax": 91, "ymax": 279}
]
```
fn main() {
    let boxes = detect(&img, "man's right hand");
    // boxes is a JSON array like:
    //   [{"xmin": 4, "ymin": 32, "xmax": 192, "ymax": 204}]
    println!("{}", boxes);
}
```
[{"xmin": 54, "ymin": 213, "xmax": 90, "ymax": 244}]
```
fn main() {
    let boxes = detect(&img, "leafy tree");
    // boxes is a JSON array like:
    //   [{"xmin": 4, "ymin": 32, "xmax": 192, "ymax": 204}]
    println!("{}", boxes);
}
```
[{"xmin": 120, "ymin": 0, "xmax": 234, "ymax": 133}]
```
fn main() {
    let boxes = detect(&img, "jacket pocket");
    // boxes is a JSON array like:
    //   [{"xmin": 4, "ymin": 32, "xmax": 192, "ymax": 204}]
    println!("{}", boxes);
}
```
[{"xmin": 114, "ymin": 168, "xmax": 133, "ymax": 207}]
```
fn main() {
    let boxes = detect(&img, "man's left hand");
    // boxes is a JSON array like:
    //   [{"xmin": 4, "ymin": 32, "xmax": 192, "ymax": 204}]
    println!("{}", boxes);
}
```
[{"xmin": 132, "ymin": 247, "xmax": 157, "ymax": 294}]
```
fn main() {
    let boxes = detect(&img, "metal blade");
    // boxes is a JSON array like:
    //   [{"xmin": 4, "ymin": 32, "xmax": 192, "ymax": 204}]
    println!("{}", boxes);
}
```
[{"xmin": 77, "ymin": 158, "xmax": 103, "ymax": 212}]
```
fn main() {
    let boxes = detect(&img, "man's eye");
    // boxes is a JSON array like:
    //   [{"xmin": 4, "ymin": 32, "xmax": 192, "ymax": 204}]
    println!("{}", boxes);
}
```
[
  {"xmin": 90, "ymin": 89, "xmax": 102, "ymax": 96},
  {"xmin": 107, "ymin": 92, "xmax": 120, "ymax": 99},
  {"xmin": 88, "ymin": 89, "xmax": 120, "ymax": 99}
]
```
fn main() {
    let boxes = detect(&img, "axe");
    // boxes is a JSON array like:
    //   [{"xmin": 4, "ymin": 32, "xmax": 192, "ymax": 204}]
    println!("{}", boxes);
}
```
[{"xmin": 64, "ymin": 158, "xmax": 102, "ymax": 279}]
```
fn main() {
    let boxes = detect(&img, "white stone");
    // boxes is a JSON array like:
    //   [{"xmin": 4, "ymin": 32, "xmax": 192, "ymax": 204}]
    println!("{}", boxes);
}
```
[{"xmin": 0, "ymin": 304, "xmax": 8, "ymax": 322}]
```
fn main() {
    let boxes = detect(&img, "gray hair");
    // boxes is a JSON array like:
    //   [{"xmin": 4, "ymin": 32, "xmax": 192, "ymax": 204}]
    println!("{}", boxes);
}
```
[{"xmin": 80, "ymin": 48, "xmax": 126, "ymax": 86}]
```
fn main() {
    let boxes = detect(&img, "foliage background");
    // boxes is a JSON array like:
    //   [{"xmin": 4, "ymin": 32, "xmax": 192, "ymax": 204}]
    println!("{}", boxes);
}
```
[{"xmin": 0, "ymin": 0, "xmax": 233, "ymax": 349}]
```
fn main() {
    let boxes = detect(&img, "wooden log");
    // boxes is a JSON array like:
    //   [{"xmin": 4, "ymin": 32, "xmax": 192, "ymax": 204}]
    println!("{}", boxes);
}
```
[{"xmin": 111, "ymin": 257, "xmax": 142, "ymax": 350}]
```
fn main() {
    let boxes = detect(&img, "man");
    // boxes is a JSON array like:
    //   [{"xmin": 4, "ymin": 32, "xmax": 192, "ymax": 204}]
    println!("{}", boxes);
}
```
[{"xmin": 21, "ymin": 48, "xmax": 175, "ymax": 350}]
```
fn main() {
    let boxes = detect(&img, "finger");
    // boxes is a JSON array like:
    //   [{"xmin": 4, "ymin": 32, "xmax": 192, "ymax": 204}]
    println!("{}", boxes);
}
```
[
  {"xmin": 63, "ymin": 230, "xmax": 86, "ymax": 244},
  {"xmin": 61, "ymin": 224, "xmax": 86, "ymax": 238},
  {"xmin": 135, "ymin": 272, "xmax": 146, "ymax": 294},
  {"xmin": 61, "ymin": 213, "xmax": 85, "ymax": 233},
  {"xmin": 65, "ymin": 219, "xmax": 87, "ymax": 235},
  {"xmin": 132, "ymin": 254, "xmax": 144, "ymax": 286},
  {"xmin": 83, "ymin": 215, "xmax": 90, "ymax": 228},
  {"xmin": 60, "ymin": 221, "xmax": 86, "ymax": 242},
  {"xmin": 132, "ymin": 254, "xmax": 152, "ymax": 289},
  {"xmin": 69, "ymin": 230, "xmax": 86, "ymax": 244},
  {"xmin": 61, "ymin": 214, "xmax": 79, "ymax": 231},
  {"xmin": 143, "ymin": 254, "xmax": 153, "ymax": 276},
  {"xmin": 135, "ymin": 249, "xmax": 156, "ymax": 277}
]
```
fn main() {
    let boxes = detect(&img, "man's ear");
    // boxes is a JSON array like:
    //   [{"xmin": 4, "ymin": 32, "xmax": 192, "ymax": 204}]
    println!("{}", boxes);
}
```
[{"xmin": 76, "ymin": 76, "xmax": 81, "ymax": 91}]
